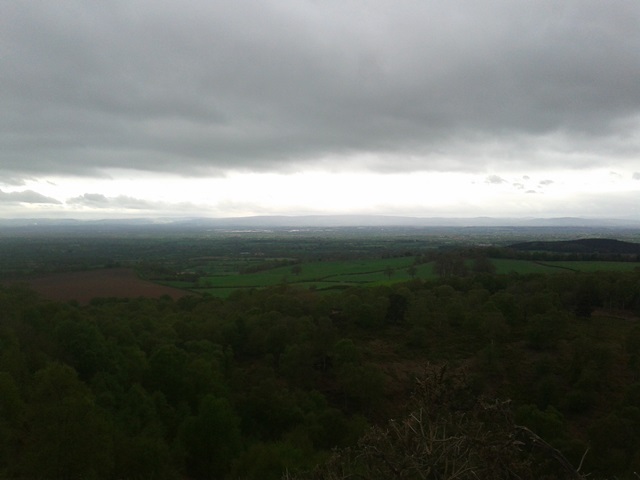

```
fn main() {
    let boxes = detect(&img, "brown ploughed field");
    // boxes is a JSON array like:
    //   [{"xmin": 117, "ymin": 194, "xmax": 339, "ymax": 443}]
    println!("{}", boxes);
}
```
[{"xmin": 6, "ymin": 268, "xmax": 192, "ymax": 304}]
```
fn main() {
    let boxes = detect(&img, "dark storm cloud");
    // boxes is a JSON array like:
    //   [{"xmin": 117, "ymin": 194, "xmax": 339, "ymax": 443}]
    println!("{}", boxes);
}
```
[
  {"xmin": 2, "ymin": 1, "xmax": 640, "ymax": 177},
  {"xmin": 0, "ymin": 189, "xmax": 61, "ymax": 204}
]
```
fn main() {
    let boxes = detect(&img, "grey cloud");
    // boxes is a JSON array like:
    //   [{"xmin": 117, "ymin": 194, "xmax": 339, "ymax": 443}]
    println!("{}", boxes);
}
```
[
  {"xmin": 69, "ymin": 193, "xmax": 109, "ymax": 205},
  {"xmin": 0, "ymin": 189, "xmax": 61, "ymax": 204},
  {"xmin": 0, "ymin": 177, "xmax": 29, "ymax": 187},
  {"xmin": 513, "ymin": 183, "xmax": 525, "ymax": 189},
  {"xmin": 539, "ymin": 180, "xmax": 554, "ymax": 186},
  {"xmin": 525, "ymin": 190, "xmax": 538, "ymax": 194},
  {"xmin": 633, "ymin": 172, "xmax": 640, "ymax": 180},
  {"xmin": 68, "ymin": 193, "xmax": 154, "ymax": 209},
  {"xmin": 2, "ymin": 1, "xmax": 640, "ymax": 177},
  {"xmin": 66, "ymin": 193, "xmax": 213, "ymax": 216},
  {"xmin": 485, "ymin": 175, "xmax": 507, "ymax": 185}
]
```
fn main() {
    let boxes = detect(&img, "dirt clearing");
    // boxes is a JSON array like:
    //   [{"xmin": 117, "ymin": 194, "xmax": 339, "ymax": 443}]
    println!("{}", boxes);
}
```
[{"xmin": 4, "ymin": 268, "xmax": 193, "ymax": 304}]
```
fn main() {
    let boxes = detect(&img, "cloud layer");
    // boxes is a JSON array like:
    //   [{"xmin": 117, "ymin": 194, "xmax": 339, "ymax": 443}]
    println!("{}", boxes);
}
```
[
  {"xmin": 0, "ymin": 189, "xmax": 61, "ymax": 205},
  {"xmin": 2, "ymin": 0, "xmax": 640, "ymax": 180}
]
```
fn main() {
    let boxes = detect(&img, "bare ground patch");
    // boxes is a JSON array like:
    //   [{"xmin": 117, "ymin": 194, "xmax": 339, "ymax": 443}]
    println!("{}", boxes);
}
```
[{"xmin": 4, "ymin": 268, "xmax": 194, "ymax": 304}]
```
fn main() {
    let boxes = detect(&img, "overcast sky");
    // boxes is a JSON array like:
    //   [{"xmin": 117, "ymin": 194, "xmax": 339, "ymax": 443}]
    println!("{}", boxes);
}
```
[{"xmin": 2, "ymin": 1, "xmax": 640, "ymax": 220}]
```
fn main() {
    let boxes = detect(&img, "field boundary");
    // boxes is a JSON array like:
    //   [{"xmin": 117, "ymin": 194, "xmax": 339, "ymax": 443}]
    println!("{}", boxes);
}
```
[{"xmin": 533, "ymin": 261, "xmax": 579, "ymax": 272}]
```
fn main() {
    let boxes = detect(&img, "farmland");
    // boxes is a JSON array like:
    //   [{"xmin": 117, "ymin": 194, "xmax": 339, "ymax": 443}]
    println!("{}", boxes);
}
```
[
  {"xmin": 8, "ymin": 268, "xmax": 192, "ymax": 304},
  {"xmin": 2, "ymin": 224, "xmax": 640, "ymax": 302},
  {"xmin": 158, "ymin": 256, "xmax": 640, "ymax": 298},
  {"xmin": 7, "ymin": 252, "xmax": 639, "ymax": 303}
]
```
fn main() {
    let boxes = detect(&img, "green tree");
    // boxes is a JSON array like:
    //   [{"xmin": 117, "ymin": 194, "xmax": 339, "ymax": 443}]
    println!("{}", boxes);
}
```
[
  {"xmin": 587, "ymin": 413, "xmax": 636, "ymax": 475},
  {"xmin": 288, "ymin": 367, "xmax": 585, "ymax": 480},
  {"xmin": 472, "ymin": 254, "xmax": 496, "ymax": 274},
  {"xmin": 333, "ymin": 338, "xmax": 361, "ymax": 367},
  {"xmin": 526, "ymin": 312, "xmax": 568, "ymax": 350},
  {"xmin": 384, "ymin": 266, "xmax": 394, "ymax": 280},
  {"xmin": 336, "ymin": 363, "xmax": 385, "ymax": 412},
  {"xmin": 235, "ymin": 373, "xmax": 303, "ymax": 441},
  {"xmin": 179, "ymin": 395, "xmax": 242, "ymax": 479},
  {"xmin": 54, "ymin": 316, "xmax": 111, "ymax": 381},
  {"xmin": 146, "ymin": 344, "xmax": 188, "ymax": 405},
  {"xmin": 434, "ymin": 252, "xmax": 468, "ymax": 278},
  {"xmin": 385, "ymin": 293, "xmax": 409, "ymax": 324},
  {"xmin": 21, "ymin": 363, "xmax": 114, "ymax": 479},
  {"xmin": 112, "ymin": 433, "xmax": 177, "ymax": 480},
  {"xmin": 233, "ymin": 441, "xmax": 309, "ymax": 480},
  {"xmin": 0, "ymin": 372, "xmax": 23, "ymax": 473},
  {"xmin": 407, "ymin": 264, "xmax": 418, "ymax": 278}
]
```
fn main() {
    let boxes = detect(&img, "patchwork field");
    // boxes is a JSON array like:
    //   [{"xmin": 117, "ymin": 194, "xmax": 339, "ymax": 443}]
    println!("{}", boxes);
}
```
[
  {"xmin": 176, "ymin": 256, "xmax": 424, "ymax": 295},
  {"xmin": 166, "ymin": 257, "xmax": 640, "ymax": 297},
  {"xmin": 4, "ymin": 256, "xmax": 639, "ymax": 303}
]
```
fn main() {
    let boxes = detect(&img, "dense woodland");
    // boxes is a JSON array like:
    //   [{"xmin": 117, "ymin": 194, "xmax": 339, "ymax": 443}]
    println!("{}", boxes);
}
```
[{"xmin": 1, "ymin": 259, "xmax": 640, "ymax": 479}]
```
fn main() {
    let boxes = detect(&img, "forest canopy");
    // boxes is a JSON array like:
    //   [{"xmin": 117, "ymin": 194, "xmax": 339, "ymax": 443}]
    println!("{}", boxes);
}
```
[{"xmin": 1, "ymin": 261, "xmax": 640, "ymax": 478}]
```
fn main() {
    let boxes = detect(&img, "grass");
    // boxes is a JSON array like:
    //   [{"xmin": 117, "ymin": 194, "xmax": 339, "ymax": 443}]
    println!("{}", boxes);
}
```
[
  {"xmin": 161, "ymin": 256, "xmax": 640, "ymax": 298},
  {"xmin": 195, "ymin": 257, "xmax": 418, "ymax": 296},
  {"xmin": 543, "ymin": 261, "xmax": 640, "ymax": 273},
  {"xmin": 492, "ymin": 259, "xmax": 564, "ymax": 275},
  {"xmin": 492, "ymin": 258, "xmax": 640, "ymax": 275}
]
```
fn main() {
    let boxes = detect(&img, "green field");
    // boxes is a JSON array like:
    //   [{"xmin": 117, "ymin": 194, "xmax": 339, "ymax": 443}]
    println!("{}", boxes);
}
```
[
  {"xmin": 197, "ymin": 257, "xmax": 418, "ymax": 295},
  {"xmin": 542, "ymin": 260, "xmax": 640, "ymax": 272},
  {"xmin": 160, "ymin": 255, "xmax": 640, "ymax": 297},
  {"xmin": 493, "ymin": 258, "xmax": 640, "ymax": 275}
]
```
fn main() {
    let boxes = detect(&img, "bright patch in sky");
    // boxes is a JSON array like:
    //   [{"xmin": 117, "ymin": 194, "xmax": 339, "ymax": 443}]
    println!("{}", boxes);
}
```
[{"xmin": 3, "ymin": 167, "xmax": 638, "ymax": 219}]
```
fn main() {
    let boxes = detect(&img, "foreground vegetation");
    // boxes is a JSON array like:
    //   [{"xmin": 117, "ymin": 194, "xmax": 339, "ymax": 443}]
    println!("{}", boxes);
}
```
[
  {"xmin": 1, "ymin": 263, "xmax": 640, "ymax": 478},
  {"xmin": 2, "ymin": 227, "xmax": 640, "ymax": 478}
]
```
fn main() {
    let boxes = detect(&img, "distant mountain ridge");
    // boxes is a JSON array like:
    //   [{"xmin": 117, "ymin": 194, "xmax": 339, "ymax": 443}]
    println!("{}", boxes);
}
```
[
  {"xmin": 2, "ymin": 215, "xmax": 640, "ymax": 228},
  {"xmin": 509, "ymin": 238, "xmax": 640, "ymax": 254}
]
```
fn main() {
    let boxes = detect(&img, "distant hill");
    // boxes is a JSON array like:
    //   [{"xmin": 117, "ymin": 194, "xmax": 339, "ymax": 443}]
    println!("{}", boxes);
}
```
[
  {"xmin": 2, "ymin": 215, "xmax": 640, "ymax": 229},
  {"xmin": 509, "ymin": 238, "xmax": 640, "ymax": 255}
]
